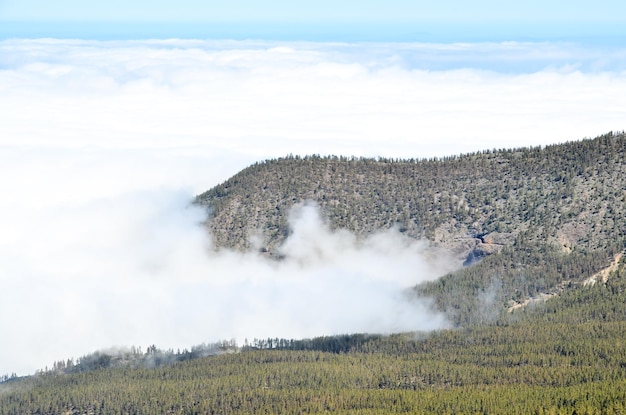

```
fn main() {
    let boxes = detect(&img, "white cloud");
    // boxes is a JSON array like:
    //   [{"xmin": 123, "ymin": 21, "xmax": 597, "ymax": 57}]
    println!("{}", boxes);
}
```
[
  {"xmin": 0, "ymin": 38, "xmax": 625, "ymax": 375},
  {"xmin": 2, "ymin": 39, "xmax": 625, "ymax": 160},
  {"xmin": 0, "ymin": 195, "xmax": 453, "ymax": 375}
]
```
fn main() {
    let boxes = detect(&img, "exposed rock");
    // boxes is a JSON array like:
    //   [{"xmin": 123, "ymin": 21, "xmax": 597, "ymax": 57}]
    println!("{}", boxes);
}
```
[{"xmin": 462, "ymin": 232, "xmax": 510, "ymax": 265}]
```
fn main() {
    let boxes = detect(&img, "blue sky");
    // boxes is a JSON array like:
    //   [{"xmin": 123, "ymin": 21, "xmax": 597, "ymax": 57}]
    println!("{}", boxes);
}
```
[
  {"xmin": 1, "ymin": 0, "xmax": 625, "ymax": 41},
  {"xmin": 2, "ymin": 0, "xmax": 625, "ymax": 23}
]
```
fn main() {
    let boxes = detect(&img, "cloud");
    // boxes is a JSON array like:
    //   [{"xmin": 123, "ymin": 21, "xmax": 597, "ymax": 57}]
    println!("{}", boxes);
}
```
[
  {"xmin": 1, "ymin": 38, "xmax": 625, "ymax": 375},
  {"xmin": 0, "ymin": 194, "xmax": 454, "ymax": 376},
  {"xmin": 1, "ymin": 39, "xmax": 625, "ymax": 161}
]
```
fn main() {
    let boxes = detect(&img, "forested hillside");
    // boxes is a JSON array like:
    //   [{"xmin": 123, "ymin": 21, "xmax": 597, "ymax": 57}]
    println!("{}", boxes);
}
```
[
  {"xmin": 196, "ymin": 131, "xmax": 626, "ymax": 325},
  {"xmin": 2, "ymin": 257, "xmax": 626, "ymax": 414},
  {"xmin": 197, "ymin": 131, "xmax": 626, "ymax": 257}
]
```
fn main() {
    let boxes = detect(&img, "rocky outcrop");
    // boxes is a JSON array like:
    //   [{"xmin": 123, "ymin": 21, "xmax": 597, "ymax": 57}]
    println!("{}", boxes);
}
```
[{"xmin": 462, "ymin": 232, "xmax": 510, "ymax": 265}]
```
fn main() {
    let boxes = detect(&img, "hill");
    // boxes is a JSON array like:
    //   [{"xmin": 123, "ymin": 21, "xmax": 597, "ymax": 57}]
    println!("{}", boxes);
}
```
[
  {"xmin": 196, "ymin": 131, "xmax": 626, "ymax": 257},
  {"xmin": 2, "ymin": 132, "xmax": 626, "ymax": 413},
  {"xmin": 196, "ymin": 131, "xmax": 626, "ymax": 325}
]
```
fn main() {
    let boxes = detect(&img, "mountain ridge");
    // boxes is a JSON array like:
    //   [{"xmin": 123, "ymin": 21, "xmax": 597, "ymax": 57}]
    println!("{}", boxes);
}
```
[
  {"xmin": 196, "ymin": 131, "xmax": 626, "ymax": 260},
  {"xmin": 196, "ymin": 131, "xmax": 626, "ymax": 324}
]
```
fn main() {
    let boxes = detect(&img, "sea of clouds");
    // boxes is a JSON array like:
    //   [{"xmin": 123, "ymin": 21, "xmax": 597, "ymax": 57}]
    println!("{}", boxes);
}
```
[{"xmin": 1, "ymin": 38, "xmax": 625, "ymax": 375}]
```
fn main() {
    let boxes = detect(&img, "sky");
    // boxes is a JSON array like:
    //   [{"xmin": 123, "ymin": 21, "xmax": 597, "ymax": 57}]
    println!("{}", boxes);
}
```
[
  {"xmin": 1, "ymin": 2, "xmax": 626, "ymax": 376},
  {"xmin": 1, "ymin": 0, "xmax": 625, "ymax": 23},
  {"xmin": 1, "ymin": 0, "xmax": 626, "ymax": 41}
]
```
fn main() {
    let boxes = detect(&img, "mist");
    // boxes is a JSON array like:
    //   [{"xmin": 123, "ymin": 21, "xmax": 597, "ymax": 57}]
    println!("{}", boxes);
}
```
[
  {"xmin": 1, "ymin": 194, "xmax": 455, "ymax": 376},
  {"xmin": 1, "ymin": 38, "xmax": 626, "ymax": 375}
]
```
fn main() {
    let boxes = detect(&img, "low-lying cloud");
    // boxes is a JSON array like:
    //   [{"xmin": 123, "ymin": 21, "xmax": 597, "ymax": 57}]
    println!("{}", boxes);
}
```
[
  {"xmin": 2, "ymin": 39, "xmax": 625, "ymax": 159},
  {"xmin": 1, "ymin": 193, "xmax": 455, "ymax": 376},
  {"xmin": 1, "ymin": 38, "xmax": 625, "ymax": 375}
]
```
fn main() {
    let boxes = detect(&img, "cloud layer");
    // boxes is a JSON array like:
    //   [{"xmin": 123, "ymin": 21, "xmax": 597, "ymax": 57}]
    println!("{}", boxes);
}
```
[
  {"xmin": 1, "ymin": 38, "xmax": 625, "ymax": 375},
  {"xmin": 2, "ymin": 39, "xmax": 625, "ymax": 162}
]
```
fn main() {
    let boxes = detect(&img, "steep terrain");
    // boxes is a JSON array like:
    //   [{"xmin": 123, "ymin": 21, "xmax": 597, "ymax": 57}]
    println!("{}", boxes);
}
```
[{"xmin": 196, "ymin": 132, "xmax": 626, "ymax": 324}]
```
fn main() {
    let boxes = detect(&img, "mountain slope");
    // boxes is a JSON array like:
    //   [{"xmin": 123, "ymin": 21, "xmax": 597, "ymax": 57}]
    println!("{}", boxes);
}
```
[
  {"xmin": 197, "ymin": 132, "xmax": 625, "ymax": 259},
  {"xmin": 196, "ymin": 132, "xmax": 626, "ymax": 324}
]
